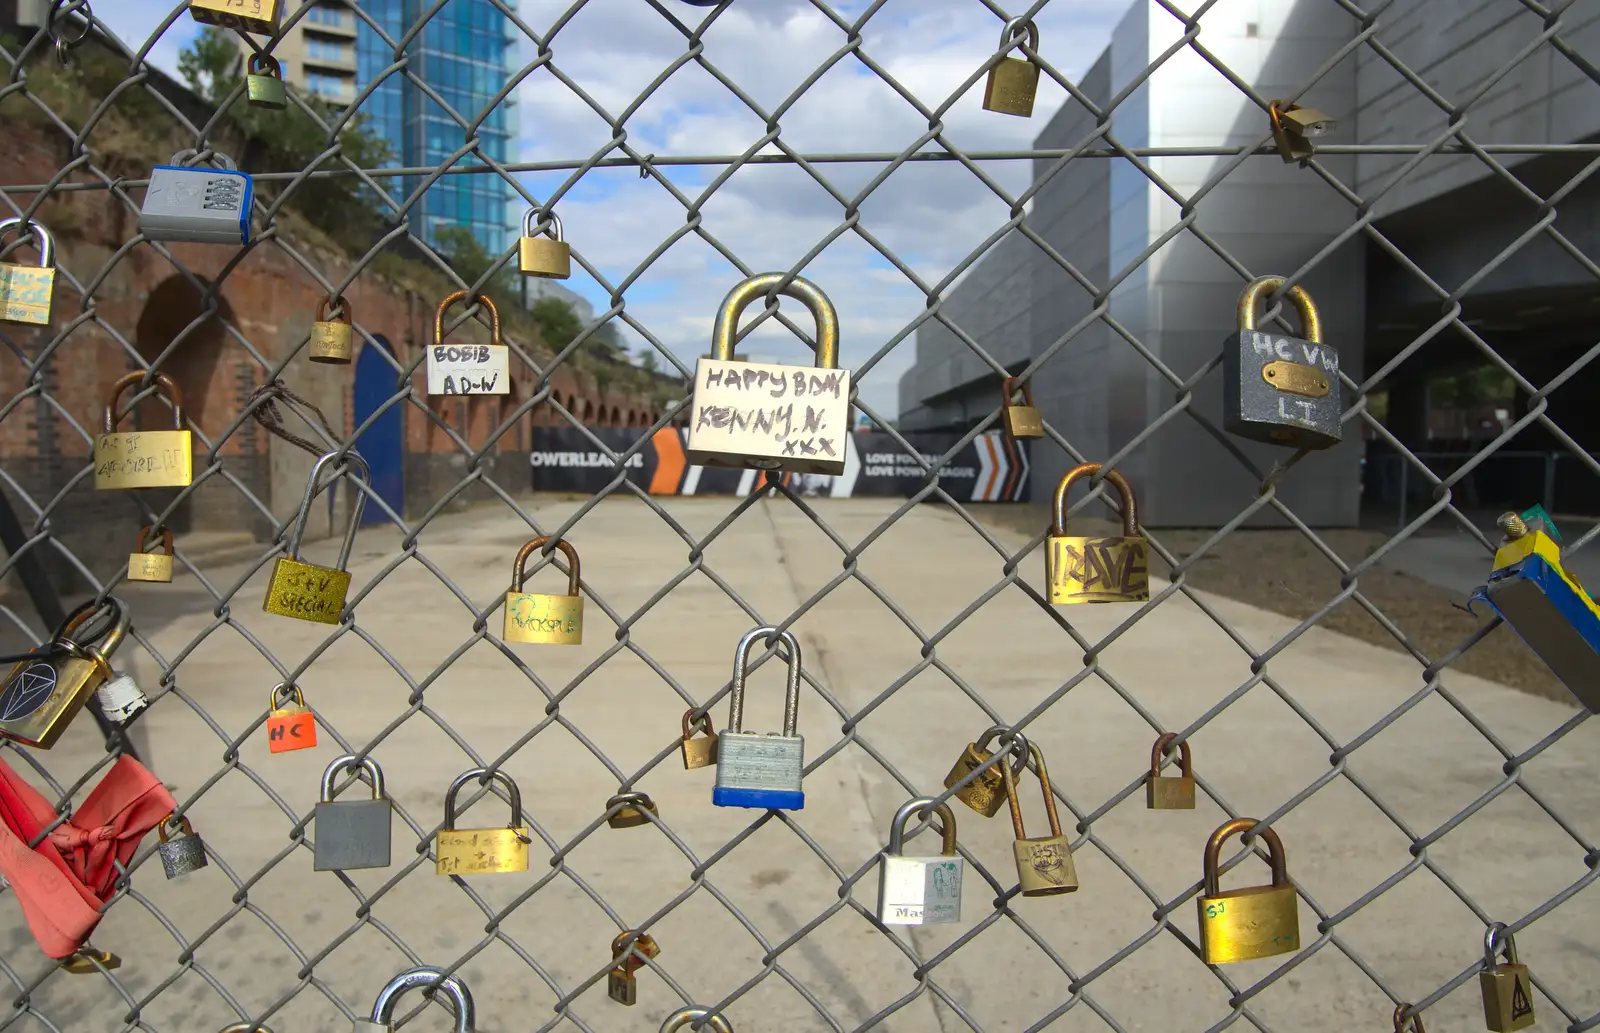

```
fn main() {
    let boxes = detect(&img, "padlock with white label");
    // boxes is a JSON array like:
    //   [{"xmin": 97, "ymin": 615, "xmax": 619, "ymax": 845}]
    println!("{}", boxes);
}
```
[
  {"xmin": 139, "ymin": 151, "xmax": 253, "ymax": 246},
  {"xmin": 94, "ymin": 671, "xmax": 149, "ymax": 724},
  {"xmin": 426, "ymin": 291, "xmax": 509, "ymax": 396}
]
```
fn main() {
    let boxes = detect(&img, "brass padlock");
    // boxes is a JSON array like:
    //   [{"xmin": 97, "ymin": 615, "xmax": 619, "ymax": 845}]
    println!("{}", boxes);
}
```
[
  {"xmin": 428, "ymin": 290, "xmax": 509, "ymax": 395},
  {"xmin": 0, "ymin": 596, "xmax": 129, "ymax": 749},
  {"xmin": 189, "ymin": 0, "xmax": 280, "ymax": 35},
  {"xmin": 1146, "ymin": 733, "xmax": 1195, "ymax": 810},
  {"xmin": 1047, "ymin": 462, "xmax": 1149, "ymax": 604},
  {"xmin": 685, "ymin": 273, "xmax": 851, "ymax": 476},
  {"xmin": 1269, "ymin": 99, "xmax": 1336, "ymax": 165},
  {"xmin": 607, "ymin": 931, "xmax": 660, "ymax": 1006},
  {"xmin": 1001, "ymin": 376, "xmax": 1042, "ymax": 438},
  {"xmin": 219, "ymin": 1024, "xmax": 276, "ymax": 1033},
  {"xmin": 127, "ymin": 525, "xmax": 175, "ymax": 583},
  {"xmin": 1000, "ymin": 743, "xmax": 1078, "ymax": 896},
  {"xmin": 435, "ymin": 768, "xmax": 531, "ymax": 876},
  {"xmin": 605, "ymin": 791, "xmax": 658, "ymax": 830},
  {"xmin": 519, "ymin": 209, "xmax": 572, "ymax": 279},
  {"xmin": 1480, "ymin": 922, "xmax": 1536, "ymax": 1032},
  {"xmin": 1395, "ymin": 1003, "xmax": 1426, "ymax": 1033},
  {"xmin": 262, "ymin": 451, "xmax": 371, "ymax": 624},
  {"xmin": 94, "ymin": 371, "xmax": 193, "ymax": 490},
  {"xmin": 680, "ymin": 708, "xmax": 718, "ymax": 769},
  {"xmin": 309, "ymin": 296, "xmax": 354, "ymax": 364},
  {"xmin": 982, "ymin": 18, "xmax": 1040, "ymax": 117},
  {"xmin": 943, "ymin": 725, "xmax": 1030, "ymax": 817},
  {"xmin": 59, "ymin": 948, "xmax": 121, "ymax": 975},
  {"xmin": 1196, "ymin": 818, "xmax": 1300, "ymax": 964},
  {"xmin": 0, "ymin": 217, "xmax": 56, "ymax": 325},
  {"xmin": 503, "ymin": 536, "xmax": 583, "ymax": 644},
  {"xmin": 246, "ymin": 52, "xmax": 287, "ymax": 110}
]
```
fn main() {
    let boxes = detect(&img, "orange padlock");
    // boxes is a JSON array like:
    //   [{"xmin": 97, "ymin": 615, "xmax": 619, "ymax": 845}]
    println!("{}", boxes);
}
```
[{"xmin": 266, "ymin": 683, "xmax": 317, "ymax": 754}]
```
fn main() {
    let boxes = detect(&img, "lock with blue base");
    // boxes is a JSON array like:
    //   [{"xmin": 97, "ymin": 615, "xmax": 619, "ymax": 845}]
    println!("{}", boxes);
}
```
[
  {"xmin": 712, "ymin": 626, "xmax": 806, "ymax": 811},
  {"xmin": 1470, "ymin": 506, "xmax": 1600, "ymax": 712}
]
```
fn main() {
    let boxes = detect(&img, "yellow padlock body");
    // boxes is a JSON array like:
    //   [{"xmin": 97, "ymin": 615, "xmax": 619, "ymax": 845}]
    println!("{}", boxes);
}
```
[
  {"xmin": 1046, "ymin": 534, "xmax": 1149, "ymax": 604},
  {"xmin": 189, "ymin": 0, "xmax": 280, "ymax": 35},
  {"xmin": 1014, "ymin": 836, "xmax": 1078, "ymax": 895},
  {"xmin": 93, "ymin": 430, "xmax": 193, "ymax": 489},
  {"xmin": 982, "ymin": 57, "xmax": 1040, "ymax": 117},
  {"xmin": 262, "ymin": 557, "xmax": 351, "ymax": 625},
  {"xmin": 502, "ymin": 591, "xmax": 583, "ymax": 645},
  {"xmin": 1004, "ymin": 405, "xmax": 1043, "ymax": 438},
  {"xmin": 0, "ymin": 652, "xmax": 109, "ymax": 749},
  {"xmin": 943, "ymin": 745, "xmax": 1009, "ymax": 817},
  {"xmin": 1146, "ymin": 775, "xmax": 1196, "ymax": 810},
  {"xmin": 1197, "ymin": 883, "xmax": 1300, "ymax": 964},
  {"xmin": 127, "ymin": 552, "xmax": 174, "ymax": 583},
  {"xmin": 1480, "ymin": 964, "xmax": 1536, "ymax": 1032},
  {"xmin": 435, "ymin": 826, "xmax": 530, "ymax": 875},
  {"xmin": 1492, "ymin": 528, "xmax": 1562, "ymax": 574},
  {"xmin": 0, "ymin": 264, "xmax": 55, "ymax": 325},
  {"xmin": 309, "ymin": 320, "xmax": 354, "ymax": 364},
  {"xmin": 607, "ymin": 801, "xmax": 657, "ymax": 829},
  {"xmin": 685, "ymin": 357, "xmax": 852, "ymax": 476},
  {"xmin": 519, "ymin": 237, "xmax": 572, "ymax": 279}
]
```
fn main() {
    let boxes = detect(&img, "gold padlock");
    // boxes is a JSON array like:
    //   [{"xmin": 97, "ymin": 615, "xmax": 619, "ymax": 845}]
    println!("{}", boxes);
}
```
[
  {"xmin": 1394, "ymin": 1003, "xmax": 1426, "ymax": 1033},
  {"xmin": 1480, "ymin": 922, "xmax": 1536, "ymax": 1032},
  {"xmin": 127, "ymin": 525, "xmax": 175, "ymax": 583},
  {"xmin": 1269, "ymin": 99, "xmax": 1336, "ymax": 166},
  {"xmin": 0, "ymin": 217, "xmax": 56, "ymax": 325},
  {"xmin": 605, "ymin": 792, "xmax": 658, "ymax": 830},
  {"xmin": 262, "ymin": 451, "xmax": 371, "ymax": 625},
  {"xmin": 246, "ymin": 52, "xmax": 287, "ymax": 110},
  {"xmin": 503, "ymin": 536, "xmax": 583, "ymax": 644},
  {"xmin": 1196, "ymin": 818, "xmax": 1300, "ymax": 964},
  {"xmin": 1001, "ymin": 376, "xmax": 1043, "ymax": 439},
  {"xmin": 1000, "ymin": 743, "xmax": 1078, "ymax": 896},
  {"xmin": 943, "ymin": 725, "xmax": 1030, "ymax": 817},
  {"xmin": 435, "ymin": 767, "xmax": 531, "ymax": 876},
  {"xmin": 518, "ymin": 209, "xmax": 571, "ymax": 279},
  {"xmin": 189, "ymin": 0, "xmax": 280, "ymax": 35},
  {"xmin": 607, "ymin": 931, "xmax": 660, "ymax": 1006},
  {"xmin": 1047, "ymin": 462, "xmax": 1149, "ymax": 604},
  {"xmin": 982, "ymin": 17, "xmax": 1041, "ymax": 117},
  {"xmin": 1145, "ymin": 733, "xmax": 1195, "ymax": 810},
  {"xmin": 680, "ymin": 708, "xmax": 718, "ymax": 769},
  {"xmin": 59, "ymin": 948, "xmax": 121, "ymax": 975},
  {"xmin": 0, "ymin": 596, "xmax": 128, "ymax": 749},
  {"xmin": 309, "ymin": 296, "xmax": 354, "ymax": 364},
  {"xmin": 94, "ymin": 371, "xmax": 194, "ymax": 490}
]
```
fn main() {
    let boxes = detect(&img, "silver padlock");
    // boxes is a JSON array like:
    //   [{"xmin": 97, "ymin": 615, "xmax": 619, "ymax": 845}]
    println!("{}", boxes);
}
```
[
  {"xmin": 661, "ymin": 1008, "xmax": 734, "ymax": 1033},
  {"xmin": 139, "ymin": 150, "xmax": 253, "ymax": 245},
  {"xmin": 877, "ymin": 797, "xmax": 964, "ymax": 926},
  {"xmin": 712, "ymin": 626, "xmax": 805, "ymax": 812},
  {"xmin": 1223, "ymin": 275, "xmax": 1342, "ymax": 449},
  {"xmin": 157, "ymin": 813, "xmax": 209, "ymax": 879},
  {"xmin": 314, "ymin": 754, "xmax": 393, "ymax": 872},
  {"xmin": 93, "ymin": 671, "xmax": 148, "ymax": 724},
  {"xmin": 353, "ymin": 966, "xmax": 475, "ymax": 1033}
]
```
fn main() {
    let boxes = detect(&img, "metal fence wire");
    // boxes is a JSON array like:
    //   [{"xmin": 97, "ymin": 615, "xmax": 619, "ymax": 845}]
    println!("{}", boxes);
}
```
[{"xmin": 0, "ymin": 1, "xmax": 1596, "ymax": 1032}]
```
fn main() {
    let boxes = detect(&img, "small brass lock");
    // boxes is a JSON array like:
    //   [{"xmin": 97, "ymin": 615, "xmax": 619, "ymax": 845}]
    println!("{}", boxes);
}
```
[
  {"xmin": 503, "ymin": 536, "xmax": 583, "ymax": 644},
  {"xmin": 1047, "ymin": 462, "xmax": 1149, "ymax": 604},
  {"xmin": 246, "ymin": 52, "xmax": 287, "ymax": 110},
  {"xmin": 94, "ymin": 371, "xmax": 193, "ymax": 489},
  {"xmin": 519, "ymin": 209, "xmax": 571, "ymax": 279},
  {"xmin": 0, "ymin": 596, "xmax": 129, "ymax": 749},
  {"xmin": 1480, "ymin": 922, "xmax": 1536, "ymax": 1032},
  {"xmin": 59, "ymin": 948, "xmax": 121, "ymax": 974},
  {"xmin": 127, "ymin": 525, "xmax": 175, "ymax": 583},
  {"xmin": 309, "ymin": 296, "xmax": 354, "ymax": 364},
  {"xmin": 1394, "ymin": 1004, "xmax": 1426, "ymax": 1033},
  {"xmin": 0, "ymin": 217, "xmax": 57, "ymax": 325},
  {"xmin": 607, "ymin": 931, "xmax": 660, "ymax": 1006},
  {"xmin": 943, "ymin": 725, "xmax": 1030, "ymax": 817},
  {"xmin": 1196, "ymin": 818, "xmax": 1300, "ymax": 964},
  {"xmin": 1000, "ymin": 742, "xmax": 1078, "ymax": 896},
  {"xmin": 435, "ymin": 768, "xmax": 531, "ymax": 876},
  {"xmin": 266, "ymin": 682, "xmax": 317, "ymax": 753},
  {"xmin": 680, "ymin": 708, "xmax": 719, "ymax": 769},
  {"xmin": 982, "ymin": 17, "xmax": 1041, "ymax": 117},
  {"xmin": 262, "ymin": 451, "xmax": 371, "ymax": 624},
  {"xmin": 1269, "ymin": 99, "xmax": 1336, "ymax": 165},
  {"xmin": 605, "ymin": 791, "xmax": 658, "ymax": 830},
  {"xmin": 189, "ymin": 0, "xmax": 280, "ymax": 34},
  {"xmin": 1001, "ymin": 375, "xmax": 1042, "ymax": 438},
  {"xmin": 1145, "ymin": 733, "xmax": 1195, "ymax": 810}
]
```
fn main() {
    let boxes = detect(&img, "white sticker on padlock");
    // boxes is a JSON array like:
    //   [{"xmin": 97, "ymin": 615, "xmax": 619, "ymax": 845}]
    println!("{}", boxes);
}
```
[
  {"xmin": 426, "ymin": 343, "xmax": 509, "ymax": 395},
  {"xmin": 95, "ymin": 674, "xmax": 148, "ymax": 723}
]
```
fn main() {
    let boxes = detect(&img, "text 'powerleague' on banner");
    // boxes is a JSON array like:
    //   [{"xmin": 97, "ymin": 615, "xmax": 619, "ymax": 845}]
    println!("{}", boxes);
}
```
[{"xmin": 529, "ymin": 428, "xmax": 1030, "ymax": 502}]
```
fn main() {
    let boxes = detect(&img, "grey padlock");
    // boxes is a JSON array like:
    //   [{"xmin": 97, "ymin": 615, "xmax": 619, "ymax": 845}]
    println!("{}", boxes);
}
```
[
  {"xmin": 712, "ymin": 626, "xmax": 805, "ymax": 812},
  {"xmin": 314, "ymin": 754, "xmax": 393, "ymax": 872},
  {"xmin": 157, "ymin": 813, "xmax": 209, "ymax": 878},
  {"xmin": 352, "ymin": 966, "xmax": 475, "ymax": 1032},
  {"xmin": 139, "ymin": 150, "xmax": 253, "ymax": 245},
  {"xmin": 1222, "ymin": 275, "xmax": 1342, "ymax": 450}
]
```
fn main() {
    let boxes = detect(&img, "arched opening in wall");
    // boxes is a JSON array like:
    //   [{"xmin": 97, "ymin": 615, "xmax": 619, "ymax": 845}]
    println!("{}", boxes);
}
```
[
  {"xmin": 581, "ymin": 399, "xmax": 595, "ymax": 427},
  {"xmin": 352, "ymin": 335, "xmax": 404, "ymax": 524},
  {"xmin": 609, "ymin": 405, "xmax": 622, "ymax": 427}
]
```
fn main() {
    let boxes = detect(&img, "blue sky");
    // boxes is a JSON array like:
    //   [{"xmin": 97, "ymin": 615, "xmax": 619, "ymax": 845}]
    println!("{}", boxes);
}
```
[{"xmin": 100, "ymin": 0, "xmax": 1128, "ymax": 419}]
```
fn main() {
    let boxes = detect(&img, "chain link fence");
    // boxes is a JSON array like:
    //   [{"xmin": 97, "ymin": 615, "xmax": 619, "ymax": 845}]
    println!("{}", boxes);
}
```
[{"xmin": 0, "ymin": 0, "xmax": 1596, "ymax": 1031}]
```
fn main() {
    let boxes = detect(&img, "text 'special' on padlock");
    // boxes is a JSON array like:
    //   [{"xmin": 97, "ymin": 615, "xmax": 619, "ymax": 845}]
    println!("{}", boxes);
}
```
[
  {"xmin": 0, "ymin": 596, "xmax": 129, "ymax": 749},
  {"xmin": 1046, "ymin": 463, "xmax": 1149, "ymax": 604},
  {"xmin": 94, "ymin": 371, "xmax": 194, "ymax": 490},
  {"xmin": 0, "ymin": 217, "xmax": 57, "ymax": 325},
  {"xmin": 680, "ymin": 708, "xmax": 719, "ymax": 769},
  {"xmin": 1196, "ymin": 818, "xmax": 1301, "ymax": 964},
  {"xmin": 127, "ymin": 525, "xmax": 175, "ymax": 583},
  {"xmin": 266, "ymin": 682, "xmax": 317, "ymax": 753},
  {"xmin": 877, "ymin": 797, "xmax": 964, "ymax": 926},
  {"xmin": 606, "ymin": 791, "xmax": 658, "ymax": 830},
  {"xmin": 1000, "ymin": 376, "xmax": 1042, "ymax": 439},
  {"xmin": 943, "ymin": 725, "xmax": 1030, "ymax": 817},
  {"xmin": 262, "ymin": 451, "xmax": 371, "ymax": 625},
  {"xmin": 503, "ymin": 536, "xmax": 583, "ymax": 645},
  {"xmin": 1000, "ymin": 743, "xmax": 1078, "ymax": 896},
  {"xmin": 713, "ymin": 626, "xmax": 806, "ymax": 812},
  {"xmin": 1480, "ymin": 922, "xmax": 1537, "ymax": 1032},
  {"xmin": 435, "ymin": 768, "xmax": 531, "ymax": 876},
  {"xmin": 157, "ymin": 813, "xmax": 209, "ymax": 879},
  {"xmin": 685, "ymin": 273, "xmax": 852, "ymax": 476},
  {"xmin": 314, "ymin": 753, "xmax": 393, "ymax": 871},
  {"xmin": 139, "ymin": 150, "xmax": 252, "ymax": 245},
  {"xmin": 189, "ymin": 0, "xmax": 280, "ymax": 35},
  {"xmin": 607, "ymin": 931, "xmax": 661, "ymax": 1006},
  {"xmin": 310, "ymin": 296, "xmax": 355, "ymax": 364},
  {"xmin": 519, "ymin": 209, "xmax": 571, "ymax": 279},
  {"xmin": 1146, "ymin": 733, "xmax": 1196, "ymax": 810},
  {"xmin": 982, "ymin": 18, "xmax": 1041, "ymax": 117},
  {"xmin": 353, "ymin": 967, "xmax": 475, "ymax": 1033},
  {"xmin": 1224, "ymin": 275, "xmax": 1342, "ymax": 449},
  {"xmin": 246, "ymin": 52, "xmax": 287, "ymax": 110}
]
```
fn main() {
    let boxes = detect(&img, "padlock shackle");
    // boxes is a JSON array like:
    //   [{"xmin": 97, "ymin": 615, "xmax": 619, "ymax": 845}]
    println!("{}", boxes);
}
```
[
  {"xmin": 1202, "ymin": 817, "xmax": 1290, "ymax": 898},
  {"xmin": 443, "ymin": 767, "xmax": 523, "ymax": 831},
  {"xmin": 973, "ymin": 725, "xmax": 1032, "ymax": 778},
  {"xmin": 511, "ymin": 536, "xmax": 580, "ymax": 595},
  {"xmin": 370, "ymin": 965, "xmax": 475, "ymax": 1033},
  {"xmin": 157, "ymin": 812, "xmax": 194, "ymax": 842},
  {"xmin": 998, "ymin": 16, "xmax": 1039, "ymax": 53},
  {"xmin": 435, "ymin": 289, "xmax": 501, "ymax": 347},
  {"xmin": 607, "ymin": 791, "xmax": 654, "ymax": 814},
  {"xmin": 320, "ymin": 753, "xmax": 385, "ymax": 803},
  {"xmin": 1236, "ymin": 275, "xmax": 1322, "ymax": 345},
  {"xmin": 710, "ymin": 273, "xmax": 840, "ymax": 370},
  {"xmin": 286, "ymin": 451, "xmax": 371, "ymax": 567},
  {"xmin": 1393, "ymin": 1003, "xmax": 1425, "ymax": 1033},
  {"xmin": 1148, "ymin": 733, "xmax": 1192, "ymax": 779},
  {"xmin": 611, "ymin": 930, "xmax": 659, "ymax": 967},
  {"xmin": 682, "ymin": 707, "xmax": 715, "ymax": 739},
  {"xmin": 246, "ymin": 52, "xmax": 281, "ymax": 77},
  {"xmin": 661, "ymin": 1007, "xmax": 735, "ymax": 1033},
  {"xmin": 1000, "ymin": 376, "xmax": 1034, "ymax": 408},
  {"xmin": 104, "ymin": 370, "xmax": 185, "ymax": 434},
  {"xmin": 218, "ymin": 1024, "xmax": 275, "ymax": 1033},
  {"xmin": 521, "ymin": 208, "xmax": 563, "ymax": 241},
  {"xmin": 1483, "ymin": 921, "xmax": 1520, "ymax": 967},
  {"xmin": 270, "ymin": 681, "xmax": 306, "ymax": 711},
  {"xmin": 727, "ymin": 625, "xmax": 802, "ymax": 736},
  {"xmin": 135, "ymin": 525, "xmax": 174, "ymax": 556},
  {"xmin": 1051, "ymin": 462, "xmax": 1139, "ymax": 539},
  {"xmin": 1000, "ymin": 742, "xmax": 1064, "ymax": 841},
  {"xmin": 315, "ymin": 295, "xmax": 351, "ymax": 325},
  {"xmin": 0, "ymin": 217, "xmax": 55, "ymax": 268},
  {"xmin": 887, "ymin": 796, "xmax": 958, "ymax": 856},
  {"xmin": 57, "ymin": 596, "xmax": 129, "ymax": 662},
  {"xmin": 168, "ymin": 149, "xmax": 238, "ymax": 171}
]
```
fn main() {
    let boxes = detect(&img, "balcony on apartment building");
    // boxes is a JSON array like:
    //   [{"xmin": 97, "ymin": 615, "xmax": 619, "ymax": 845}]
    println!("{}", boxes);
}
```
[{"xmin": 301, "ymin": 2, "xmax": 357, "ymax": 38}]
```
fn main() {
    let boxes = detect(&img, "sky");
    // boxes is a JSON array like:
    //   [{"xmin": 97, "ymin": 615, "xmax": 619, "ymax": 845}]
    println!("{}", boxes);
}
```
[{"xmin": 100, "ymin": 0, "xmax": 1129, "ymax": 420}]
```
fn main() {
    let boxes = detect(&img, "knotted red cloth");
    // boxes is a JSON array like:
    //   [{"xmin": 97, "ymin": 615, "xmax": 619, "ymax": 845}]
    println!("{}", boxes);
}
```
[{"xmin": 0, "ymin": 754, "xmax": 175, "ymax": 959}]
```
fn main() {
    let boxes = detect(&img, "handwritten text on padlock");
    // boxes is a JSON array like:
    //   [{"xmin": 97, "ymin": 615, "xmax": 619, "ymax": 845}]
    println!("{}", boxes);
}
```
[
  {"xmin": 426, "ymin": 343, "xmax": 510, "ymax": 396},
  {"xmin": 1245, "ymin": 331, "xmax": 1338, "ymax": 372}
]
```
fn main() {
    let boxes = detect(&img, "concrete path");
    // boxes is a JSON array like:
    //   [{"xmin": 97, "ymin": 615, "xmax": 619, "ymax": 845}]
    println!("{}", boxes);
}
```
[{"xmin": 13, "ymin": 497, "xmax": 1598, "ymax": 1033}]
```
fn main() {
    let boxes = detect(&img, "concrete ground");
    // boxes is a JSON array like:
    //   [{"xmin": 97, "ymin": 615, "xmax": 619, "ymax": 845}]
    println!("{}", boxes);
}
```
[{"xmin": 11, "ymin": 496, "xmax": 1598, "ymax": 1033}]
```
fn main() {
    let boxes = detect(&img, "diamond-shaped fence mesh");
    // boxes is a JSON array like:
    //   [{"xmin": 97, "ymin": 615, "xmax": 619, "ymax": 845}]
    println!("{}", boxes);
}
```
[{"xmin": 0, "ymin": 0, "xmax": 1595, "ymax": 1031}]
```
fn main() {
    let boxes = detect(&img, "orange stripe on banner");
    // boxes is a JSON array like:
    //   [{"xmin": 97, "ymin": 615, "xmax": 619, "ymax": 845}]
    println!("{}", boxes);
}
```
[
  {"xmin": 649, "ymin": 428, "xmax": 686, "ymax": 495},
  {"xmin": 999, "ymin": 431, "xmax": 1020, "ymax": 501},
  {"xmin": 979, "ymin": 435, "xmax": 1002, "ymax": 502}
]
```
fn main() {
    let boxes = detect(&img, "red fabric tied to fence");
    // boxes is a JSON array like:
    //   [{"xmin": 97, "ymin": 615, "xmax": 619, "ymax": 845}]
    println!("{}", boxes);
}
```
[{"xmin": 0, "ymin": 754, "xmax": 175, "ymax": 959}]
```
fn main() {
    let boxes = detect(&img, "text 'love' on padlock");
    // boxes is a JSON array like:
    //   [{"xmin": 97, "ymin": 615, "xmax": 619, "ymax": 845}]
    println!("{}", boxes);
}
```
[
  {"xmin": 435, "ymin": 768, "xmax": 531, "ymax": 876},
  {"xmin": 943, "ymin": 725, "xmax": 1030, "ymax": 817},
  {"xmin": 0, "ymin": 217, "xmax": 56, "ymax": 325},
  {"xmin": 503, "ymin": 536, "xmax": 583, "ymax": 645},
  {"xmin": 262, "ymin": 451, "xmax": 370, "ymax": 624},
  {"xmin": 266, "ymin": 682, "xmax": 317, "ymax": 753},
  {"xmin": 0, "ymin": 596, "xmax": 129, "ymax": 749},
  {"xmin": 1001, "ymin": 742, "xmax": 1078, "ymax": 896},
  {"xmin": 1047, "ymin": 463, "xmax": 1149, "ymax": 604},
  {"xmin": 127, "ymin": 525, "xmax": 174, "ymax": 583},
  {"xmin": 94, "ymin": 371, "xmax": 193, "ymax": 490},
  {"xmin": 1197, "ymin": 818, "xmax": 1300, "ymax": 964}
]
